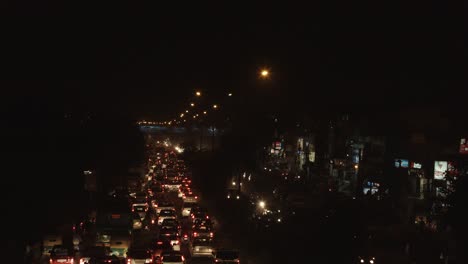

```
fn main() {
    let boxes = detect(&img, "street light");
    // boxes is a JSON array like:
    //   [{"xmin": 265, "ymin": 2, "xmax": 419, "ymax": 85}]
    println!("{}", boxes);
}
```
[
  {"xmin": 203, "ymin": 111, "xmax": 207, "ymax": 115},
  {"xmin": 195, "ymin": 91, "xmax": 201, "ymax": 97},
  {"xmin": 185, "ymin": 110, "xmax": 189, "ymax": 113},
  {"xmin": 260, "ymin": 69, "xmax": 269, "ymax": 78},
  {"xmin": 213, "ymin": 104, "xmax": 218, "ymax": 109},
  {"xmin": 190, "ymin": 103, "xmax": 195, "ymax": 107},
  {"xmin": 228, "ymin": 93, "xmax": 232, "ymax": 97},
  {"xmin": 259, "ymin": 201, "xmax": 266, "ymax": 209}
]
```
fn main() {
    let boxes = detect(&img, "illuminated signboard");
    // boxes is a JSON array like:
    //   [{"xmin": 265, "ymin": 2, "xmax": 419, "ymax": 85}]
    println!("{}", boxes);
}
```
[
  {"xmin": 410, "ymin": 162, "xmax": 422, "ymax": 169},
  {"xmin": 434, "ymin": 161, "xmax": 448, "ymax": 180},
  {"xmin": 394, "ymin": 159, "xmax": 409, "ymax": 168},
  {"xmin": 460, "ymin": 138, "xmax": 468, "ymax": 154}
]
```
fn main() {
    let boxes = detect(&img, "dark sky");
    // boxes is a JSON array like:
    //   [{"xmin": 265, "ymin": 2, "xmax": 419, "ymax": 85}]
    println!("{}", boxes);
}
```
[{"xmin": 3, "ymin": 2, "xmax": 465, "ymax": 120}]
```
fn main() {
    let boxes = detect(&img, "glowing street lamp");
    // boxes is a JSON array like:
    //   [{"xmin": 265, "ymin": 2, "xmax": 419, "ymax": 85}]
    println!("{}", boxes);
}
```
[
  {"xmin": 195, "ymin": 91, "xmax": 202, "ymax": 97},
  {"xmin": 203, "ymin": 111, "xmax": 207, "ymax": 115},
  {"xmin": 260, "ymin": 69, "xmax": 269, "ymax": 78},
  {"xmin": 228, "ymin": 93, "xmax": 233, "ymax": 97},
  {"xmin": 190, "ymin": 103, "xmax": 195, "ymax": 107},
  {"xmin": 259, "ymin": 201, "xmax": 266, "ymax": 209},
  {"xmin": 212, "ymin": 104, "xmax": 218, "ymax": 109}
]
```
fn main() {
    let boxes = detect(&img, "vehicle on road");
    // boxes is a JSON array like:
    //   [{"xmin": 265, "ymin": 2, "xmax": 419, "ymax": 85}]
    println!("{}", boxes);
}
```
[
  {"xmin": 42, "ymin": 234, "xmax": 62, "ymax": 256},
  {"xmin": 226, "ymin": 189, "xmax": 241, "ymax": 200},
  {"xmin": 49, "ymin": 245, "xmax": 74, "ymax": 264},
  {"xmin": 182, "ymin": 202, "xmax": 197, "ymax": 217},
  {"xmin": 192, "ymin": 225, "xmax": 214, "ymax": 239},
  {"xmin": 132, "ymin": 204, "xmax": 148, "ymax": 220},
  {"xmin": 158, "ymin": 209, "xmax": 177, "ymax": 225},
  {"xmin": 126, "ymin": 248, "xmax": 154, "ymax": 264},
  {"xmin": 156, "ymin": 201, "xmax": 176, "ymax": 215},
  {"xmin": 190, "ymin": 237, "xmax": 214, "ymax": 256},
  {"xmin": 150, "ymin": 240, "xmax": 173, "ymax": 263},
  {"xmin": 160, "ymin": 251, "xmax": 185, "ymax": 264},
  {"xmin": 212, "ymin": 249, "xmax": 240, "ymax": 264},
  {"xmin": 109, "ymin": 230, "xmax": 131, "ymax": 258},
  {"xmin": 79, "ymin": 246, "xmax": 111, "ymax": 264}
]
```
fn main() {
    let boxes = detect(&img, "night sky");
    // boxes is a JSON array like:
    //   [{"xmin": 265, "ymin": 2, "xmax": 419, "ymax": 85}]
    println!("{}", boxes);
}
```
[{"xmin": 3, "ymin": 2, "xmax": 465, "ymax": 120}]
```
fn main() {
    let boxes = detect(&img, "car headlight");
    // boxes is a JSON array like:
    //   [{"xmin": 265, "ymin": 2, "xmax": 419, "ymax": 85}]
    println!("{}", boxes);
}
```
[
  {"xmin": 360, "ymin": 259, "xmax": 364, "ymax": 263},
  {"xmin": 370, "ymin": 260, "xmax": 374, "ymax": 264}
]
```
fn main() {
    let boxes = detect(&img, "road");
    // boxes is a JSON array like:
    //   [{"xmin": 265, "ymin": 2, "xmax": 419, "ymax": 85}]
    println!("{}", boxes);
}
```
[{"xmin": 33, "ymin": 137, "xmax": 435, "ymax": 264}]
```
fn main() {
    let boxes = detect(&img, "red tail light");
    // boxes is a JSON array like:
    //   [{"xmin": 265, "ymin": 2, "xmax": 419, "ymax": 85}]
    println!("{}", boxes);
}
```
[
  {"xmin": 206, "ymin": 215, "xmax": 209, "ymax": 219},
  {"xmin": 210, "ymin": 232, "xmax": 214, "ymax": 237},
  {"xmin": 193, "ymin": 232, "xmax": 198, "ymax": 237},
  {"xmin": 127, "ymin": 258, "xmax": 131, "ymax": 264},
  {"xmin": 184, "ymin": 234, "xmax": 188, "ymax": 238}
]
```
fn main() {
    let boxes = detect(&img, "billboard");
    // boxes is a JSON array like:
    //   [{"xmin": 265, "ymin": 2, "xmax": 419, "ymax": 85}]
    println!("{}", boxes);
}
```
[
  {"xmin": 410, "ymin": 162, "xmax": 422, "ymax": 169},
  {"xmin": 394, "ymin": 159, "xmax": 409, "ymax": 168},
  {"xmin": 460, "ymin": 138, "xmax": 468, "ymax": 154},
  {"xmin": 434, "ymin": 161, "xmax": 448, "ymax": 180}
]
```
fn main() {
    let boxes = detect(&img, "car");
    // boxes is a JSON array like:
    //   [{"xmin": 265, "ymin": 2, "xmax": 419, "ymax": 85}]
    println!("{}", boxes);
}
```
[
  {"xmin": 132, "ymin": 213, "xmax": 144, "ymax": 230},
  {"xmin": 132, "ymin": 204, "xmax": 148, "ymax": 220},
  {"xmin": 357, "ymin": 255, "xmax": 377, "ymax": 264},
  {"xmin": 42, "ymin": 234, "xmax": 62, "ymax": 256},
  {"xmin": 49, "ymin": 245, "xmax": 74, "ymax": 264},
  {"xmin": 192, "ymin": 225, "xmax": 214, "ymax": 239},
  {"xmin": 161, "ymin": 219, "xmax": 181, "ymax": 234},
  {"xmin": 181, "ymin": 202, "xmax": 198, "ymax": 217},
  {"xmin": 182, "ymin": 192, "xmax": 198, "ymax": 202},
  {"xmin": 150, "ymin": 199, "xmax": 159, "ymax": 210},
  {"xmin": 150, "ymin": 239, "xmax": 173, "ymax": 263},
  {"xmin": 160, "ymin": 251, "xmax": 185, "ymax": 264},
  {"xmin": 190, "ymin": 237, "xmax": 214, "ymax": 256},
  {"xmin": 156, "ymin": 202, "xmax": 176, "ymax": 215},
  {"xmin": 145, "ymin": 207, "xmax": 158, "ymax": 226},
  {"xmin": 192, "ymin": 219, "xmax": 214, "ymax": 232},
  {"xmin": 79, "ymin": 246, "xmax": 111, "ymax": 264},
  {"xmin": 158, "ymin": 209, "xmax": 177, "ymax": 225},
  {"xmin": 212, "ymin": 249, "xmax": 240, "ymax": 263},
  {"xmin": 126, "ymin": 248, "xmax": 154, "ymax": 264},
  {"xmin": 191, "ymin": 211, "xmax": 210, "ymax": 223},
  {"xmin": 163, "ymin": 180, "xmax": 182, "ymax": 192},
  {"xmin": 159, "ymin": 226, "xmax": 180, "ymax": 238},
  {"xmin": 226, "ymin": 189, "xmax": 241, "ymax": 200}
]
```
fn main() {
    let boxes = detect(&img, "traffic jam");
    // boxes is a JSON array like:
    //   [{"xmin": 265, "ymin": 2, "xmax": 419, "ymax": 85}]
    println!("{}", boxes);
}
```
[{"xmin": 42, "ymin": 141, "xmax": 240, "ymax": 264}]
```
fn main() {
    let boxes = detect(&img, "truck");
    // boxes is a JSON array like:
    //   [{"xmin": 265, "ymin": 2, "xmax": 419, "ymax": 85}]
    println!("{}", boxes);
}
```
[{"xmin": 95, "ymin": 201, "xmax": 132, "ymax": 250}]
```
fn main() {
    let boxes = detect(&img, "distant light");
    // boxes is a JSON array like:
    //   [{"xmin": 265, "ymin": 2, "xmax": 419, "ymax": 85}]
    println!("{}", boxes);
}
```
[
  {"xmin": 193, "ymin": 115, "xmax": 196, "ymax": 119},
  {"xmin": 228, "ymin": 93, "xmax": 232, "ymax": 97},
  {"xmin": 232, "ymin": 181, "xmax": 236, "ymax": 186},
  {"xmin": 185, "ymin": 110, "xmax": 189, "ymax": 113},
  {"xmin": 354, "ymin": 164, "xmax": 359, "ymax": 169},
  {"xmin": 203, "ymin": 111, "xmax": 207, "ymax": 115},
  {"xmin": 195, "ymin": 91, "xmax": 201, "ymax": 96},
  {"xmin": 259, "ymin": 201, "xmax": 266, "ymax": 208},
  {"xmin": 190, "ymin": 103, "xmax": 195, "ymax": 107},
  {"xmin": 260, "ymin": 69, "xmax": 269, "ymax": 77},
  {"xmin": 212, "ymin": 104, "xmax": 218, "ymax": 109},
  {"xmin": 180, "ymin": 113, "xmax": 184, "ymax": 118}
]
